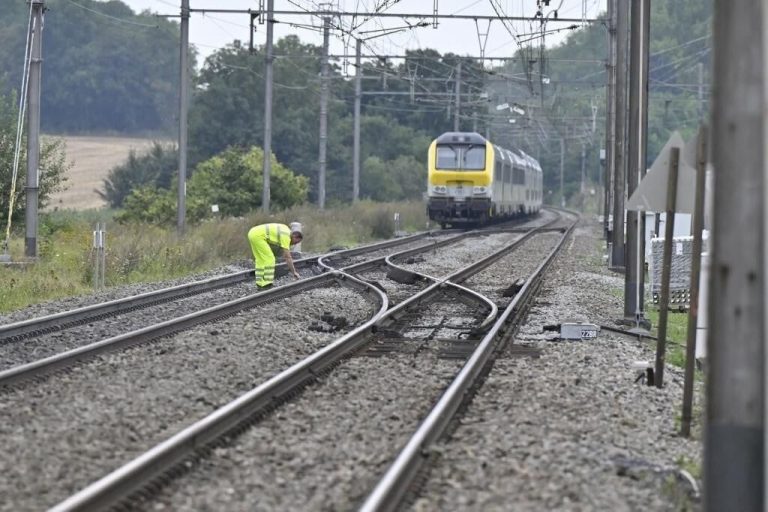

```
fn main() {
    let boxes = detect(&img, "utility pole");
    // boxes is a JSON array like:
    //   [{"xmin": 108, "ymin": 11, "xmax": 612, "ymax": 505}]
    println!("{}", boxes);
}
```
[
  {"xmin": 697, "ymin": 61, "xmax": 705, "ymax": 121},
  {"xmin": 580, "ymin": 142, "xmax": 586, "ymax": 194},
  {"xmin": 177, "ymin": 0, "xmax": 189, "ymax": 234},
  {"xmin": 453, "ymin": 61, "xmax": 461, "ymax": 131},
  {"xmin": 706, "ymin": 1, "xmax": 764, "ymax": 510},
  {"xmin": 610, "ymin": 0, "xmax": 628, "ymax": 269},
  {"xmin": 261, "ymin": 0, "xmax": 274, "ymax": 213},
  {"xmin": 559, "ymin": 137, "xmax": 565, "ymax": 208},
  {"xmin": 624, "ymin": 0, "xmax": 650, "ymax": 322},
  {"xmin": 603, "ymin": 0, "xmax": 616, "ymax": 238},
  {"xmin": 352, "ymin": 38, "xmax": 362, "ymax": 203},
  {"xmin": 317, "ymin": 15, "xmax": 330, "ymax": 209},
  {"xmin": 25, "ymin": 0, "xmax": 44, "ymax": 258}
]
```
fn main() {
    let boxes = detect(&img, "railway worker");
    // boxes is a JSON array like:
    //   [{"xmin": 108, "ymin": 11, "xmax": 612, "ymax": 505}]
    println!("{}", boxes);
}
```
[{"xmin": 247, "ymin": 222, "xmax": 303, "ymax": 289}]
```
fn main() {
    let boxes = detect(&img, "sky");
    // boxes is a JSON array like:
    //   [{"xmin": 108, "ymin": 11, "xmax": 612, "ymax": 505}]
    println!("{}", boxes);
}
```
[{"xmin": 115, "ymin": 0, "xmax": 607, "ymax": 68}]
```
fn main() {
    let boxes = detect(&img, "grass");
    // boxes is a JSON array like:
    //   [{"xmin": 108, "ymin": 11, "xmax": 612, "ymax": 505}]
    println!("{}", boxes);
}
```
[
  {"xmin": 0, "ymin": 200, "xmax": 427, "ymax": 313},
  {"xmin": 644, "ymin": 305, "xmax": 690, "ymax": 368}
]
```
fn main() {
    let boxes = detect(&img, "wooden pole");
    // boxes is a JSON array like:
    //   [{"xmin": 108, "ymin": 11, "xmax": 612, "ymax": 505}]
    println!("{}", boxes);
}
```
[
  {"xmin": 681, "ymin": 125, "xmax": 708, "ymax": 436},
  {"xmin": 654, "ymin": 147, "xmax": 679, "ymax": 388}
]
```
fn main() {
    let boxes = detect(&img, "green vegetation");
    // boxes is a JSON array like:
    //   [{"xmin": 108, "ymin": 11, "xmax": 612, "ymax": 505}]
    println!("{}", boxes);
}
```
[
  {"xmin": 0, "ymin": 201, "xmax": 427, "ymax": 313},
  {"xmin": 0, "ymin": 87, "xmax": 70, "ymax": 224},
  {"xmin": 114, "ymin": 146, "xmax": 309, "ymax": 225},
  {"xmin": 1, "ymin": 1, "xmax": 711, "ymax": 209},
  {"xmin": 100, "ymin": 142, "xmax": 178, "ymax": 208},
  {"xmin": 0, "ymin": 0, "xmax": 184, "ymax": 134},
  {"xmin": 645, "ymin": 306, "xmax": 690, "ymax": 368}
]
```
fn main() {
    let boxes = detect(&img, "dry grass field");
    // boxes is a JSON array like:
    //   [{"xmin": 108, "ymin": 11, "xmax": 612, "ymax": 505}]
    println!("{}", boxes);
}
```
[{"xmin": 46, "ymin": 135, "xmax": 164, "ymax": 211}]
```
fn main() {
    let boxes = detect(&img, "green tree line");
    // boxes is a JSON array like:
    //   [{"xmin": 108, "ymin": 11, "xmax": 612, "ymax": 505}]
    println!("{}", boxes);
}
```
[
  {"xmin": 0, "ymin": 0, "xmax": 712, "ymax": 223},
  {"xmin": 0, "ymin": 0, "xmax": 183, "ymax": 133}
]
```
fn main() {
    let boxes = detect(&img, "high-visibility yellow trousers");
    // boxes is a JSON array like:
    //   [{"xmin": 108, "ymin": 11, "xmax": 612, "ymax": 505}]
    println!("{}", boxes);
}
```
[{"xmin": 248, "ymin": 227, "xmax": 276, "ymax": 287}]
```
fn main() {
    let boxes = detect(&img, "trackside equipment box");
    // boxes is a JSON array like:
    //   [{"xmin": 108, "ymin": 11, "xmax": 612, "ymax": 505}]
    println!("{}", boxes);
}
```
[{"xmin": 649, "ymin": 235, "xmax": 709, "ymax": 309}]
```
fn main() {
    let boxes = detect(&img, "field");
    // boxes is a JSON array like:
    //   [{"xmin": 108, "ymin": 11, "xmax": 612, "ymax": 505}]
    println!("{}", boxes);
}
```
[{"xmin": 46, "ymin": 135, "xmax": 161, "ymax": 211}]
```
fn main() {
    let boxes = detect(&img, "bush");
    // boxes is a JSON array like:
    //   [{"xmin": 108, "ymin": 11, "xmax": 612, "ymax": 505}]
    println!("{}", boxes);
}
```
[
  {"xmin": 99, "ymin": 142, "xmax": 178, "ymax": 208},
  {"xmin": 116, "ymin": 146, "xmax": 309, "ymax": 225},
  {"xmin": 0, "ymin": 88, "xmax": 71, "ymax": 224}
]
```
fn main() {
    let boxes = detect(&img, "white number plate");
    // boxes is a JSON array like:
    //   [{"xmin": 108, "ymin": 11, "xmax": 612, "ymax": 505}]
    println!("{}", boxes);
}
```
[{"xmin": 581, "ymin": 329, "xmax": 597, "ymax": 338}]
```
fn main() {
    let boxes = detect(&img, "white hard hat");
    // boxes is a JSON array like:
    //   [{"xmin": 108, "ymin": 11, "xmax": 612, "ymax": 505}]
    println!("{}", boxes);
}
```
[{"xmin": 290, "ymin": 221, "xmax": 303, "ymax": 236}]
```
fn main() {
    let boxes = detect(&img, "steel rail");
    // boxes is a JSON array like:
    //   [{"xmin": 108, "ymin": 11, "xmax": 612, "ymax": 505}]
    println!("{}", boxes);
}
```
[
  {"xmin": 316, "ymin": 231, "xmax": 438, "ymax": 271},
  {"xmin": 0, "ymin": 232, "xmax": 433, "ymax": 341},
  {"xmin": 0, "ymin": 267, "xmax": 256, "ymax": 341},
  {"xmin": 48, "ymin": 271, "xmax": 388, "ymax": 512},
  {"xmin": 50, "ymin": 225, "xmax": 546, "ymax": 510},
  {"xmin": 377, "ymin": 221, "xmax": 561, "ymax": 330},
  {"xmin": 360, "ymin": 214, "xmax": 579, "ymax": 512},
  {"xmin": 381, "ymin": 216, "xmax": 560, "ymax": 294},
  {"xmin": 332, "ymin": 230, "xmax": 473, "ymax": 278},
  {"xmin": 0, "ymin": 272, "xmax": 382, "ymax": 389}
]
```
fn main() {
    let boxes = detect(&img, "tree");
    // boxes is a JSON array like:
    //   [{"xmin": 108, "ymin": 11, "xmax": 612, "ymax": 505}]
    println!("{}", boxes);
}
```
[
  {"xmin": 0, "ymin": 89, "xmax": 70, "ymax": 227},
  {"xmin": 99, "ymin": 142, "xmax": 178, "ymax": 208},
  {"xmin": 360, "ymin": 155, "xmax": 425, "ymax": 201},
  {"xmin": 114, "ymin": 185, "xmax": 178, "ymax": 225},
  {"xmin": 188, "ymin": 146, "xmax": 308, "ymax": 215},
  {"xmin": 0, "ymin": 0, "xmax": 187, "ymax": 134}
]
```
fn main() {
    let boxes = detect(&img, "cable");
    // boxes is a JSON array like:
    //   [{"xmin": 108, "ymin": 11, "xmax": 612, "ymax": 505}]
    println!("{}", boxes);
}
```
[
  {"xmin": 64, "ymin": 0, "xmax": 159, "ymax": 28},
  {"xmin": 4, "ymin": 3, "xmax": 34, "ymax": 253}
]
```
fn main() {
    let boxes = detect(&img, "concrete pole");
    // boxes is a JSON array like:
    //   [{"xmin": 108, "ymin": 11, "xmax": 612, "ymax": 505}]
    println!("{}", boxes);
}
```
[
  {"xmin": 453, "ymin": 61, "xmax": 461, "ymax": 132},
  {"xmin": 610, "ymin": 0, "xmax": 629, "ymax": 269},
  {"xmin": 560, "ymin": 137, "xmax": 565, "ymax": 208},
  {"xmin": 624, "ymin": 0, "xmax": 650, "ymax": 321},
  {"xmin": 25, "ymin": 0, "xmax": 44, "ymax": 258},
  {"xmin": 261, "ymin": 0, "xmax": 274, "ymax": 213},
  {"xmin": 352, "ymin": 38, "xmax": 362, "ymax": 203},
  {"xmin": 317, "ymin": 16, "xmax": 330, "ymax": 209},
  {"xmin": 177, "ymin": 0, "xmax": 189, "ymax": 234},
  {"xmin": 706, "ymin": 1, "xmax": 765, "ymax": 510},
  {"xmin": 580, "ymin": 142, "xmax": 586, "ymax": 194},
  {"xmin": 603, "ymin": 0, "xmax": 616, "ymax": 238},
  {"xmin": 698, "ymin": 61, "xmax": 705, "ymax": 121}
]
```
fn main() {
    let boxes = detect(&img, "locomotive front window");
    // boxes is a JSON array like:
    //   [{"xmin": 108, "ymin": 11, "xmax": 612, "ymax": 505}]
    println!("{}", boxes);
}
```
[
  {"xmin": 463, "ymin": 145, "xmax": 486, "ymax": 169},
  {"xmin": 436, "ymin": 145, "xmax": 459, "ymax": 169},
  {"xmin": 436, "ymin": 144, "xmax": 486, "ymax": 170}
]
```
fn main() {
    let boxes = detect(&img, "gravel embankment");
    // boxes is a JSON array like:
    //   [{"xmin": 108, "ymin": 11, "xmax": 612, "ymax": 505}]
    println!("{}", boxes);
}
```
[
  {"xmin": 413, "ymin": 219, "xmax": 702, "ymax": 512},
  {"xmin": 142, "ymin": 216, "xmax": 702, "ymax": 512},
  {"xmin": 0, "ymin": 283, "xmax": 374, "ymax": 511}
]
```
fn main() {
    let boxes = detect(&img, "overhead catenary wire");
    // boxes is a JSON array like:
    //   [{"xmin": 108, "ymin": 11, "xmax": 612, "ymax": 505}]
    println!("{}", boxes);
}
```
[{"xmin": 64, "ymin": 0, "xmax": 159, "ymax": 28}]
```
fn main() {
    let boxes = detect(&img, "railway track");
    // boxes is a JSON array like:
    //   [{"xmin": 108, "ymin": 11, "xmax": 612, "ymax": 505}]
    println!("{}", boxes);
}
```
[
  {"xmin": 9, "ymin": 209, "xmax": 576, "ymax": 510},
  {"xmin": 0, "ymin": 232, "xmax": 470, "ymax": 373}
]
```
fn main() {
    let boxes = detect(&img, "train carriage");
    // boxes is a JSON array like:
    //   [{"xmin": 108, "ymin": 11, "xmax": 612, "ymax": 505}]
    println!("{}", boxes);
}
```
[{"xmin": 427, "ymin": 132, "xmax": 542, "ymax": 227}]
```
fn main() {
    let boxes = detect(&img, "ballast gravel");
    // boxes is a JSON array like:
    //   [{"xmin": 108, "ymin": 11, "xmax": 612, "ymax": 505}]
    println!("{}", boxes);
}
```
[
  {"xmin": 0, "ymin": 283, "xmax": 374, "ymax": 511},
  {"xmin": 413, "ymin": 220, "xmax": 702, "ymax": 512}
]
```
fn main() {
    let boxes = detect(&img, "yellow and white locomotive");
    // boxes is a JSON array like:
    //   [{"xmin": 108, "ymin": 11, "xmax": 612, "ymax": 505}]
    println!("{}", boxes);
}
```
[{"xmin": 426, "ymin": 132, "xmax": 543, "ymax": 227}]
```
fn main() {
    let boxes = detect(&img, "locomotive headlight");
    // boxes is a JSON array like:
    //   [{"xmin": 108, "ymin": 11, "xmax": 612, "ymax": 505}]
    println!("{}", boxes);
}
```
[
  {"xmin": 432, "ymin": 185, "xmax": 447, "ymax": 194},
  {"xmin": 473, "ymin": 186, "xmax": 487, "ymax": 195}
]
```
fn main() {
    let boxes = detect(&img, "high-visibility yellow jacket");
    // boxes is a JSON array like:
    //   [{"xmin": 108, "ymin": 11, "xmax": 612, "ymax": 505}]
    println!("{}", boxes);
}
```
[{"xmin": 251, "ymin": 223, "xmax": 292, "ymax": 251}]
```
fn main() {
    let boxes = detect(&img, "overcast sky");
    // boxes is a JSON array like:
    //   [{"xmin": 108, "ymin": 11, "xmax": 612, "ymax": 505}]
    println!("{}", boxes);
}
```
[{"xmin": 115, "ymin": 0, "xmax": 606, "ymax": 68}]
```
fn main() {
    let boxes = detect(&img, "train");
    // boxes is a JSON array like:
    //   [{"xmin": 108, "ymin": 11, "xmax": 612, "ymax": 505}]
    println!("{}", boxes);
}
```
[{"xmin": 426, "ymin": 132, "xmax": 543, "ymax": 228}]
